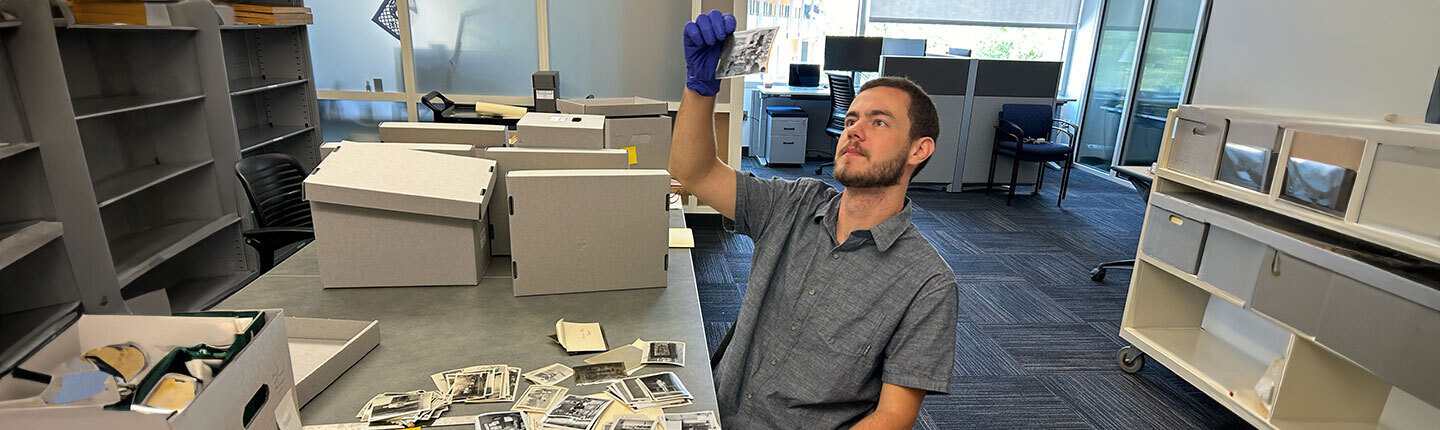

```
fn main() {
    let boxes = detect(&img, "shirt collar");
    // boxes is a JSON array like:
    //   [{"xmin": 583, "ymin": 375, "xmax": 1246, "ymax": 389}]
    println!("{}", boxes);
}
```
[{"xmin": 813, "ymin": 193, "xmax": 913, "ymax": 253}]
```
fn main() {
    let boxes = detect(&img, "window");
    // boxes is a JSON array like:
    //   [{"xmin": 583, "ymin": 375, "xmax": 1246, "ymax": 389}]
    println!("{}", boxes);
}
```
[
  {"xmin": 309, "ymin": 0, "xmax": 404, "ymax": 92},
  {"xmin": 747, "ymin": 0, "xmax": 862, "ymax": 82},
  {"xmin": 409, "ymin": 0, "xmax": 540, "ymax": 97},
  {"xmin": 549, "ymin": 0, "xmax": 689, "ymax": 100},
  {"xmin": 864, "ymin": 22, "xmax": 1070, "ymax": 60}
]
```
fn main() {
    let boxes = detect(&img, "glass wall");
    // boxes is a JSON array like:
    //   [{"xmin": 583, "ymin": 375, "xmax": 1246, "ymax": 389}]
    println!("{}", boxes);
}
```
[
  {"xmin": 864, "ymin": 23, "xmax": 1070, "ymax": 61},
  {"xmin": 549, "ymin": 0, "xmax": 689, "ymax": 100},
  {"xmin": 1075, "ymin": 0, "xmax": 1144, "ymax": 170},
  {"xmin": 318, "ymin": 101, "xmax": 408, "ymax": 142},
  {"xmin": 1118, "ymin": 0, "xmax": 1203, "ymax": 165},
  {"xmin": 409, "ymin": 0, "xmax": 540, "ymax": 96},
  {"xmin": 746, "ymin": 0, "xmax": 862, "ymax": 83},
  {"xmin": 309, "ymin": 0, "xmax": 404, "ymax": 92}
]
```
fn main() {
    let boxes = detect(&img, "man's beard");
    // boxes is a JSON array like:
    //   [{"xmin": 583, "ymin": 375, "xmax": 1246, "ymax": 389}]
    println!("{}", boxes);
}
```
[{"xmin": 833, "ymin": 146, "xmax": 907, "ymax": 188}]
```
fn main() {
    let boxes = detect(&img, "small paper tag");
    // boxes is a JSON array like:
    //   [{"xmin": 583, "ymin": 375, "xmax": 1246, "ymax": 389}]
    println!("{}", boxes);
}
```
[
  {"xmin": 274, "ymin": 388, "xmax": 301, "ymax": 430},
  {"xmin": 535, "ymin": 89, "xmax": 555, "ymax": 100},
  {"xmin": 623, "ymin": 146, "xmax": 638, "ymax": 165}
]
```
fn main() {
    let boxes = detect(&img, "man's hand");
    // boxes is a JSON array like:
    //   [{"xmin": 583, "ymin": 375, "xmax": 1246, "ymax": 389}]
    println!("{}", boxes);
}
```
[
  {"xmin": 682, "ymin": 10, "xmax": 737, "ymax": 97},
  {"xmin": 852, "ymin": 384, "xmax": 926, "ymax": 429}
]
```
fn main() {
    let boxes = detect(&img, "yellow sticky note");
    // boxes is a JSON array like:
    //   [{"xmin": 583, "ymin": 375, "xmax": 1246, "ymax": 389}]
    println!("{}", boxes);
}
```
[
  {"xmin": 669, "ymin": 228, "xmax": 695, "ymax": 248},
  {"xmin": 623, "ymin": 146, "xmax": 638, "ymax": 165}
]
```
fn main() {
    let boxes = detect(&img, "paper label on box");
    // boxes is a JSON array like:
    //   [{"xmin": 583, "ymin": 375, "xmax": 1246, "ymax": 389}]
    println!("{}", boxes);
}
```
[
  {"xmin": 275, "ymin": 388, "xmax": 302, "ymax": 430},
  {"xmin": 623, "ymin": 146, "xmax": 638, "ymax": 165},
  {"xmin": 535, "ymin": 90, "xmax": 555, "ymax": 100}
]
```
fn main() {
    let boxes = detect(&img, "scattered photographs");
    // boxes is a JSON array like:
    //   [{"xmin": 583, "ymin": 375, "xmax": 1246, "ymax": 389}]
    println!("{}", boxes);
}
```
[
  {"xmin": 539, "ymin": 395, "xmax": 612, "ymax": 430},
  {"xmin": 357, "ymin": 390, "xmax": 447, "ymax": 427},
  {"xmin": 434, "ymin": 364, "xmax": 521, "ymax": 404},
  {"xmin": 584, "ymin": 340, "xmax": 646, "ymax": 375},
  {"xmin": 573, "ymin": 362, "xmax": 628, "ymax": 386},
  {"xmin": 512, "ymin": 385, "xmax": 568, "ymax": 413},
  {"xmin": 659, "ymin": 411, "xmax": 722, "ymax": 430},
  {"xmin": 476, "ymin": 410, "xmax": 529, "ymax": 430},
  {"xmin": 604, "ymin": 372, "xmax": 694, "ymax": 410},
  {"xmin": 523, "ymin": 363, "xmax": 574, "ymax": 386},
  {"xmin": 602, "ymin": 414, "xmax": 658, "ymax": 430},
  {"xmin": 716, "ymin": 26, "xmax": 779, "ymax": 78},
  {"xmin": 641, "ymin": 341, "xmax": 685, "ymax": 366}
]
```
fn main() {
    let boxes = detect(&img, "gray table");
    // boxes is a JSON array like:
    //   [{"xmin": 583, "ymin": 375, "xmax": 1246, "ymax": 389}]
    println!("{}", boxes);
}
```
[{"xmin": 218, "ymin": 209, "xmax": 716, "ymax": 425}]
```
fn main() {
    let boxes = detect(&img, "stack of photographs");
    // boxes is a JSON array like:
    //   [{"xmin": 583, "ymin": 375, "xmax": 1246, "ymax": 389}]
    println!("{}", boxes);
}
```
[
  {"xmin": 539, "ymin": 395, "xmax": 612, "ymax": 430},
  {"xmin": 604, "ymin": 372, "xmax": 694, "ymax": 410},
  {"xmin": 433, "ymin": 364, "xmax": 521, "ymax": 404},
  {"xmin": 355, "ymin": 390, "xmax": 448, "ymax": 427},
  {"xmin": 659, "ymin": 411, "xmax": 722, "ymax": 430}
]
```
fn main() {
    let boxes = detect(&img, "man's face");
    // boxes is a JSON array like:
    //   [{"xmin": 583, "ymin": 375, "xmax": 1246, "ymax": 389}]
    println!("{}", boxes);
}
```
[{"xmin": 833, "ymin": 87, "xmax": 913, "ymax": 188}]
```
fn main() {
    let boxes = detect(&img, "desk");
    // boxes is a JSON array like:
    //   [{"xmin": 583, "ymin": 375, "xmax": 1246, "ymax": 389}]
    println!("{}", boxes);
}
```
[
  {"xmin": 217, "ymin": 209, "xmax": 715, "ymax": 425},
  {"xmin": 1112, "ymin": 165, "xmax": 1155, "ymax": 201},
  {"xmin": 747, "ymin": 85, "xmax": 834, "ymax": 157}
]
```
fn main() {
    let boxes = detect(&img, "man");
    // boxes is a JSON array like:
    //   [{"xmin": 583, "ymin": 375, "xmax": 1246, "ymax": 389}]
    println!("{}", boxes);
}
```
[{"xmin": 670, "ymin": 11, "xmax": 959, "ymax": 430}]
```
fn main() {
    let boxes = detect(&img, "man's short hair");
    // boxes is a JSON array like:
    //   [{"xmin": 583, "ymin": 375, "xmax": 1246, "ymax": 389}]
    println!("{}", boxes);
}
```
[{"xmin": 857, "ymin": 77, "xmax": 940, "ymax": 179}]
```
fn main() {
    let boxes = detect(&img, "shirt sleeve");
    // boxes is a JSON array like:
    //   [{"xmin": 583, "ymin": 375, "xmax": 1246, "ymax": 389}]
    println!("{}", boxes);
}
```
[
  {"xmin": 732, "ymin": 170, "xmax": 829, "ymax": 240},
  {"xmin": 881, "ymin": 275, "xmax": 960, "ymax": 394}
]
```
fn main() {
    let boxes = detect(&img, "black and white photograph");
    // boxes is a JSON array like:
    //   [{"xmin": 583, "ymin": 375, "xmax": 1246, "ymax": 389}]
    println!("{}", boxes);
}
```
[
  {"xmin": 715, "ymin": 26, "xmax": 778, "ymax": 78},
  {"xmin": 475, "ymin": 410, "xmax": 528, "ymax": 430},
  {"xmin": 512, "ymin": 385, "xmax": 567, "ymax": 413},
  {"xmin": 367, "ymin": 392, "xmax": 426, "ymax": 422},
  {"xmin": 573, "ymin": 362, "xmax": 628, "ymax": 386},
  {"xmin": 523, "ymin": 363, "xmax": 573, "ymax": 386},
  {"xmin": 637, "ymin": 372, "xmax": 688, "ymax": 400},
  {"xmin": 449, "ymin": 372, "xmax": 489, "ymax": 400},
  {"xmin": 606, "ymin": 415, "xmax": 658, "ymax": 430},
  {"xmin": 539, "ymin": 395, "xmax": 612, "ymax": 430},
  {"xmin": 642, "ymin": 341, "xmax": 685, "ymax": 366},
  {"xmin": 658, "ymin": 411, "xmax": 721, "ymax": 430}
]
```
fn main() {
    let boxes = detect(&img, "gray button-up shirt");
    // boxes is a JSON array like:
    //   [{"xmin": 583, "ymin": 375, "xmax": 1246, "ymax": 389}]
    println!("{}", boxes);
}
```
[{"xmin": 715, "ymin": 172, "xmax": 959, "ymax": 429}]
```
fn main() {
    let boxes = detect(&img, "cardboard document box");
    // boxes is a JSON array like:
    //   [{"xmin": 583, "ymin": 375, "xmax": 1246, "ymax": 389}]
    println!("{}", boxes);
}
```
[
  {"xmin": 482, "ymin": 147, "xmax": 629, "ymax": 255},
  {"xmin": 515, "ymin": 113, "xmax": 605, "ymax": 149},
  {"xmin": 606, "ymin": 116, "xmax": 673, "ymax": 170},
  {"xmin": 283, "ymin": 317, "xmax": 379, "ymax": 407},
  {"xmin": 378, "ymin": 122, "xmax": 506, "ymax": 148},
  {"xmin": 507, "ymin": 169, "xmax": 669, "ymax": 296},
  {"xmin": 305, "ymin": 146, "xmax": 497, "ymax": 288},
  {"xmin": 1139, "ymin": 207, "xmax": 1209, "ymax": 274},
  {"xmin": 0, "ymin": 310, "xmax": 296, "ymax": 429},
  {"xmin": 557, "ymin": 97, "xmax": 668, "ymax": 117},
  {"xmin": 318, "ymin": 140, "xmax": 476, "ymax": 160},
  {"xmin": 1360, "ymin": 144, "xmax": 1440, "ymax": 240}
]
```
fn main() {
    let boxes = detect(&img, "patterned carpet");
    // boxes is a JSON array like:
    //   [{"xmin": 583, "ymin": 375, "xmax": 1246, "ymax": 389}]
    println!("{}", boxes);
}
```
[{"xmin": 692, "ymin": 157, "xmax": 1253, "ymax": 429}]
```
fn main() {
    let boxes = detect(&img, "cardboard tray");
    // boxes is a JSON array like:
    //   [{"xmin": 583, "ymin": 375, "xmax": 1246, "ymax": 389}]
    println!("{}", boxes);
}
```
[
  {"xmin": 284, "ymin": 317, "xmax": 379, "ymax": 408},
  {"xmin": 556, "ymin": 97, "xmax": 669, "ymax": 117}
]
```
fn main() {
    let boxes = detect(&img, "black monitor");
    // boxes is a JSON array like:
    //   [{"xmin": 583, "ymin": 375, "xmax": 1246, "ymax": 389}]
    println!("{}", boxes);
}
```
[
  {"xmin": 788, "ymin": 64, "xmax": 822, "ymax": 87},
  {"xmin": 824, "ymin": 36, "xmax": 884, "ymax": 72},
  {"xmin": 881, "ymin": 38, "xmax": 926, "ymax": 56}
]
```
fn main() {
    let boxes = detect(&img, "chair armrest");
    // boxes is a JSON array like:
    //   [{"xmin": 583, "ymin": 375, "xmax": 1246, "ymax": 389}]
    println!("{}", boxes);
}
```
[
  {"xmin": 1052, "ymin": 119, "xmax": 1078, "ymax": 131},
  {"xmin": 995, "ymin": 119, "xmax": 1027, "ymax": 145},
  {"xmin": 242, "ymin": 227, "xmax": 314, "ymax": 251},
  {"xmin": 1050, "ymin": 126, "xmax": 1076, "ymax": 142}
]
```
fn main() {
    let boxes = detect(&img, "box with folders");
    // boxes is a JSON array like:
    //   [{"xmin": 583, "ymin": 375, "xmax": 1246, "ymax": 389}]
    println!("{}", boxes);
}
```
[{"xmin": 1216, "ymin": 118, "xmax": 1283, "ymax": 193}]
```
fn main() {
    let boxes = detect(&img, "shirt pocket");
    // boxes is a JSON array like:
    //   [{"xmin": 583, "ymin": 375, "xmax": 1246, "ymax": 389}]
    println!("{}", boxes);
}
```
[{"xmin": 815, "ymin": 290, "xmax": 885, "ymax": 357}]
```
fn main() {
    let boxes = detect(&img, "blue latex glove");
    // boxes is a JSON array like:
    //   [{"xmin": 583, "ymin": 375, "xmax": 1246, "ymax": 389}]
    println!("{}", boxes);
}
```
[{"xmin": 683, "ymin": 10, "xmax": 737, "ymax": 97}]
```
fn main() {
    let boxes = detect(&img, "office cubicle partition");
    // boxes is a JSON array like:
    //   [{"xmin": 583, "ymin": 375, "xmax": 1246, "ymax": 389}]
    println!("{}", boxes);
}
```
[
  {"xmin": 959, "ymin": 59, "xmax": 1064, "ymax": 186},
  {"xmin": 879, "ymin": 55, "xmax": 970, "ymax": 185}
]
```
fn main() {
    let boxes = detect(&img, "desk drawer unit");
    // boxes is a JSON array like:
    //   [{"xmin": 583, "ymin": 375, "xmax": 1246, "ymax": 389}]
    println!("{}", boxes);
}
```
[
  {"xmin": 763, "ymin": 108, "xmax": 808, "ymax": 165},
  {"xmin": 1140, "ymin": 207, "xmax": 1209, "ymax": 274}
]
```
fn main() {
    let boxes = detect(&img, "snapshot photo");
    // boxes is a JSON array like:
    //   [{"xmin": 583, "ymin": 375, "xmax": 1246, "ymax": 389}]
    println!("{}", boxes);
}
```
[
  {"xmin": 513, "ymin": 385, "xmax": 567, "ymax": 413},
  {"xmin": 573, "ymin": 362, "xmax": 628, "ymax": 386},
  {"xmin": 523, "ymin": 363, "xmax": 573, "ymax": 386},
  {"xmin": 367, "ymin": 392, "xmax": 425, "ymax": 422},
  {"xmin": 637, "ymin": 372, "xmax": 689, "ymax": 400},
  {"xmin": 643, "ymin": 341, "xmax": 685, "ymax": 365},
  {"xmin": 476, "ymin": 410, "xmax": 529, "ymax": 430},
  {"xmin": 608, "ymin": 415, "xmax": 659, "ymax": 430},
  {"xmin": 659, "ymin": 411, "xmax": 721, "ymax": 430},
  {"xmin": 540, "ymin": 395, "xmax": 613, "ymax": 430},
  {"xmin": 716, "ymin": 26, "xmax": 779, "ymax": 78}
]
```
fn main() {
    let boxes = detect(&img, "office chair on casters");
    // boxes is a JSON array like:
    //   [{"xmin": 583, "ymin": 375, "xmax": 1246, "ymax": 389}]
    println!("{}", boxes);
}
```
[
  {"xmin": 235, "ymin": 154, "xmax": 314, "ymax": 273},
  {"xmin": 987, "ymin": 104, "xmax": 1079, "ymax": 206},
  {"xmin": 815, "ymin": 72, "xmax": 855, "ymax": 175}
]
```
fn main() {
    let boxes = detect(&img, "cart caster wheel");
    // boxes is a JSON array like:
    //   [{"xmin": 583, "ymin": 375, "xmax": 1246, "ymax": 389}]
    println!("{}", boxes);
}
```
[
  {"xmin": 1117, "ymin": 346, "xmax": 1145, "ymax": 374},
  {"xmin": 1090, "ymin": 268, "xmax": 1107, "ymax": 282}
]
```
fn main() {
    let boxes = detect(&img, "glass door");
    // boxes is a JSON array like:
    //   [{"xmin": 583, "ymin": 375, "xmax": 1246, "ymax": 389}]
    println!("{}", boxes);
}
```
[
  {"xmin": 1075, "ymin": 0, "xmax": 1146, "ymax": 170},
  {"xmin": 1075, "ymin": 0, "xmax": 1207, "ymax": 171}
]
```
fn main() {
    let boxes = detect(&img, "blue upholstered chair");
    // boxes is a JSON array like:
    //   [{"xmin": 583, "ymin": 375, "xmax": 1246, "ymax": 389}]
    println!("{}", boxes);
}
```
[{"xmin": 987, "ymin": 104, "xmax": 1079, "ymax": 206}]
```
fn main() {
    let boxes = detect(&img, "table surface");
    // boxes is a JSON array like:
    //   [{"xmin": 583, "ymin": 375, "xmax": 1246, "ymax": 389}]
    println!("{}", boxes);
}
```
[
  {"xmin": 1112, "ymin": 165, "xmax": 1156, "ymax": 182},
  {"xmin": 218, "ymin": 209, "xmax": 717, "ymax": 425}
]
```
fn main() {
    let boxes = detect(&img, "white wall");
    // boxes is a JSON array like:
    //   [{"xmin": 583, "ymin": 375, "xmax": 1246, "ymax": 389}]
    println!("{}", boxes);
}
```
[{"xmin": 1190, "ymin": 0, "xmax": 1440, "ymax": 119}]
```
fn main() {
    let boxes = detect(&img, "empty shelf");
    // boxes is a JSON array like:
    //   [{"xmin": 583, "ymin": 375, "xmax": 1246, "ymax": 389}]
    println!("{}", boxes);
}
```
[
  {"xmin": 164, "ymin": 273, "xmax": 256, "ymax": 312},
  {"xmin": 93, "ymin": 160, "xmax": 213, "ymax": 208},
  {"xmin": 239, "ymin": 125, "xmax": 312, "ymax": 153},
  {"xmin": 0, "ymin": 221, "xmax": 63, "ymax": 271},
  {"xmin": 110, "ymin": 215, "xmax": 239, "ymax": 287},
  {"xmin": 0, "ymin": 142, "xmax": 39, "ymax": 162},
  {"xmin": 72, "ymin": 94, "xmax": 204, "ymax": 120},
  {"xmin": 0, "ymin": 301, "xmax": 81, "ymax": 375},
  {"xmin": 229, "ymin": 77, "xmax": 307, "ymax": 96},
  {"xmin": 62, "ymin": 24, "xmax": 196, "ymax": 31},
  {"xmin": 1125, "ymin": 327, "xmax": 1273, "ymax": 420},
  {"xmin": 220, "ymin": 24, "xmax": 303, "ymax": 30}
]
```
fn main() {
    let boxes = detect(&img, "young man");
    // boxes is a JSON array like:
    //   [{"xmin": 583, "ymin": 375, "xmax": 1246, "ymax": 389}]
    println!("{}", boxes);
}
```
[{"xmin": 671, "ymin": 11, "xmax": 959, "ymax": 430}]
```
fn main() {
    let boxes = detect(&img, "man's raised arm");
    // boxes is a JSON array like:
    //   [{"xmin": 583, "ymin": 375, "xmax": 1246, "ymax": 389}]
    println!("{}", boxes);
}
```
[{"xmin": 669, "ymin": 10, "xmax": 739, "ymax": 219}]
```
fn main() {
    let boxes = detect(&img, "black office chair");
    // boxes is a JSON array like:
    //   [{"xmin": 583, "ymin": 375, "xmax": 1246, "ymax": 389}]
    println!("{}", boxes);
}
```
[
  {"xmin": 1091, "ymin": 168, "xmax": 1153, "ymax": 281},
  {"xmin": 235, "ymin": 154, "xmax": 314, "ymax": 273},
  {"xmin": 815, "ymin": 72, "xmax": 855, "ymax": 175},
  {"xmin": 987, "ymin": 104, "xmax": 1079, "ymax": 206}
]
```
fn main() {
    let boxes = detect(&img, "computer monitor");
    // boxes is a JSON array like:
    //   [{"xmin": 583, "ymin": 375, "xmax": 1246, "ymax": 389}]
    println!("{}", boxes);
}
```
[
  {"xmin": 948, "ymin": 47, "xmax": 972, "ymax": 57},
  {"xmin": 824, "ymin": 36, "xmax": 884, "ymax": 72},
  {"xmin": 788, "ymin": 64, "xmax": 822, "ymax": 87},
  {"xmin": 881, "ymin": 38, "xmax": 926, "ymax": 56}
]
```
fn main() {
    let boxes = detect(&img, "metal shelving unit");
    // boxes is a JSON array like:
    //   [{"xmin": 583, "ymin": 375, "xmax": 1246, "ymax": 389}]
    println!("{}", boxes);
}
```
[
  {"xmin": 219, "ymin": 1, "xmax": 320, "ymax": 170},
  {"xmin": 0, "ymin": 0, "xmax": 277, "ymax": 326},
  {"xmin": 1118, "ymin": 107, "xmax": 1440, "ymax": 429}
]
